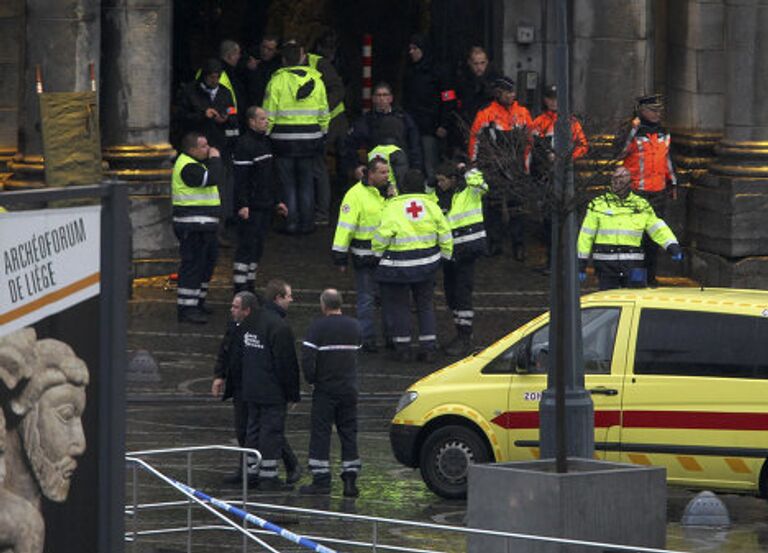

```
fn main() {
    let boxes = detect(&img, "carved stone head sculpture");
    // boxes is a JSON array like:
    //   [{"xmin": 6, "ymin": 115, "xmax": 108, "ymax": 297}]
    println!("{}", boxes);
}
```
[{"xmin": 0, "ymin": 328, "xmax": 89, "ymax": 503}]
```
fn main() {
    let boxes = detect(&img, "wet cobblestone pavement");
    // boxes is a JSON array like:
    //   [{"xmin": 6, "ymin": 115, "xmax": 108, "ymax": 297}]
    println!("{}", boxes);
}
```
[{"xmin": 126, "ymin": 224, "xmax": 768, "ymax": 553}]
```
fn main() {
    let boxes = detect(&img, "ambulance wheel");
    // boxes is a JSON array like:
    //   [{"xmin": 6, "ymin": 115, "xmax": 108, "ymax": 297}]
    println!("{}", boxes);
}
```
[{"xmin": 419, "ymin": 425, "xmax": 490, "ymax": 499}]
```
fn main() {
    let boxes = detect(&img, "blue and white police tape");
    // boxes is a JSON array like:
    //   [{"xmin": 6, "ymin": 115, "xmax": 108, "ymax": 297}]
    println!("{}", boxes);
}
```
[{"xmin": 172, "ymin": 480, "xmax": 340, "ymax": 553}]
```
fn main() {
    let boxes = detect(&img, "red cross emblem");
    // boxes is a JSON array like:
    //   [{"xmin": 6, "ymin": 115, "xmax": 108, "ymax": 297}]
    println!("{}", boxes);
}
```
[{"xmin": 405, "ymin": 200, "xmax": 424, "ymax": 220}]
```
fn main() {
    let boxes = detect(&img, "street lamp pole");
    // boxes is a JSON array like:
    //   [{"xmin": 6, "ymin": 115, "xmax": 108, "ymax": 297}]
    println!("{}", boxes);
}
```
[{"xmin": 538, "ymin": 0, "xmax": 594, "ymax": 471}]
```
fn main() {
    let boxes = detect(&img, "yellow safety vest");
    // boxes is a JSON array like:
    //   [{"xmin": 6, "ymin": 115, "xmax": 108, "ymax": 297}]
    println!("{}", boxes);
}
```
[
  {"xmin": 332, "ymin": 181, "xmax": 386, "ymax": 266},
  {"xmin": 372, "ymin": 193, "xmax": 453, "ymax": 282},
  {"xmin": 171, "ymin": 153, "xmax": 221, "ymax": 207},
  {"xmin": 578, "ymin": 192, "xmax": 677, "ymax": 262},
  {"xmin": 307, "ymin": 53, "xmax": 345, "ymax": 120},
  {"xmin": 445, "ymin": 168, "xmax": 488, "ymax": 258}
]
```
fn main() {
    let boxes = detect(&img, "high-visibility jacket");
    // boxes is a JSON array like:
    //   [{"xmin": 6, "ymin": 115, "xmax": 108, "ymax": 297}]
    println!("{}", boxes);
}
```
[
  {"xmin": 531, "ymin": 110, "xmax": 588, "ymax": 159},
  {"xmin": 444, "ymin": 169, "xmax": 488, "ymax": 259},
  {"xmin": 577, "ymin": 192, "xmax": 678, "ymax": 264},
  {"xmin": 307, "ymin": 53, "xmax": 345, "ymax": 121},
  {"xmin": 368, "ymin": 144, "xmax": 403, "ymax": 188},
  {"xmin": 619, "ymin": 128, "xmax": 676, "ymax": 193},
  {"xmin": 373, "ymin": 193, "xmax": 453, "ymax": 283},
  {"xmin": 171, "ymin": 153, "xmax": 221, "ymax": 230},
  {"xmin": 264, "ymin": 65, "xmax": 329, "ymax": 157},
  {"xmin": 468, "ymin": 100, "xmax": 533, "ymax": 162},
  {"xmin": 332, "ymin": 181, "xmax": 387, "ymax": 267}
]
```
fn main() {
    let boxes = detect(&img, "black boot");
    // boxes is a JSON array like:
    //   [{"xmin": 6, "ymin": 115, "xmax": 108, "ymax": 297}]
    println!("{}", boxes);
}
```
[
  {"xmin": 341, "ymin": 473, "xmax": 359, "ymax": 498},
  {"xmin": 299, "ymin": 474, "xmax": 331, "ymax": 495},
  {"xmin": 256, "ymin": 477, "xmax": 293, "ymax": 492}
]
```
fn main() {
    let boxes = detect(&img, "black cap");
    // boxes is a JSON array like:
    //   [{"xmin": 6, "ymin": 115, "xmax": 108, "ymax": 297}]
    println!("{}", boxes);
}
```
[
  {"xmin": 201, "ymin": 58, "xmax": 223, "ymax": 76},
  {"xmin": 493, "ymin": 76, "xmax": 516, "ymax": 92},
  {"xmin": 543, "ymin": 84, "xmax": 557, "ymax": 98},
  {"xmin": 636, "ymin": 93, "xmax": 664, "ymax": 109}
]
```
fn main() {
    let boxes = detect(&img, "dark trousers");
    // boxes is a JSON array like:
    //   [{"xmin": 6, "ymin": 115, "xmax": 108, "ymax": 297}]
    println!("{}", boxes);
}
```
[
  {"xmin": 277, "ymin": 156, "xmax": 315, "ymax": 233},
  {"xmin": 595, "ymin": 261, "xmax": 647, "ymax": 291},
  {"xmin": 380, "ymin": 278, "xmax": 436, "ymax": 351},
  {"xmin": 233, "ymin": 210, "xmax": 271, "ymax": 292},
  {"xmin": 635, "ymin": 190, "xmax": 668, "ymax": 283},
  {"xmin": 308, "ymin": 391, "xmax": 360, "ymax": 478},
  {"xmin": 173, "ymin": 226, "xmax": 218, "ymax": 312},
  {"xmin": 484, "ymin": 201, "xmax": 525, "ymax": 253},
  {"xmin": 245, "ymin": 402, "xmax": 288, "ymax": 479},
  {"xmin": 313, "ymin": 154, "xmax": 331, "ymax": 220},
  {"xmin": 234, "ymin": 393, "xmax": 298, "ymax": 473},
  {"xmin": 443, "ymin": 258, "xmax": 476, "ymax": 333}
]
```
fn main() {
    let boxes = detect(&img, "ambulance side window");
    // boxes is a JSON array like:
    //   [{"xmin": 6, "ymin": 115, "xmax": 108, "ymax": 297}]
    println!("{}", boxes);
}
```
[
  {"xmin": 635, "ymin": 309, "xmax": 768, "ymax": 378},
  {"xmin": 481, "ymin": 307, "xmax": 620, "ymax": 375},
  {"xmin": 482, "ymin": 338, "xmax": 529, "ymax": 374}
]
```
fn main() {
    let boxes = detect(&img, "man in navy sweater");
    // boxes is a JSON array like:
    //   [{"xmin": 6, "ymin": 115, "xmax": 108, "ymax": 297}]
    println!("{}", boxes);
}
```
[{"xmin": 299, "ymin": 289, "xmax": 363, "ymax": 497}]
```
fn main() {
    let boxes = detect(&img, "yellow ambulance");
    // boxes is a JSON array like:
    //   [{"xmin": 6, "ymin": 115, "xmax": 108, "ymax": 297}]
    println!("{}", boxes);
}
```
[{"xmin": 390, "ymin": 288, "xmax": 768, "ymax": 499}]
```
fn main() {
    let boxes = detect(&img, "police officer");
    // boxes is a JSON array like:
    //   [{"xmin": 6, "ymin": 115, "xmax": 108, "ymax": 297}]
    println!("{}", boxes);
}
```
[
  {"xmin": 469, "ymin": 76, "xmax": 533, "ymax": 260},
  {"xmin": 332, "ymin": 157, "xmax": 392, "ymax": 352},
  {"xmin": 578, "ymin": 167, "xmax": 683, "ymax": 290},
  {"xmin": 232, "ymin": 106, "xmax": 288, "ymax": 293},
  {"xmin": 531, "ymin": 84, "xmax": 589, "ymax": 273},
  {"xmin": 373, "ymin": 169, "xmax": 453, "ymax": 362},
  {"xmin": 172, "ymin": 131, "xmax": 224, "ymax": 324},
  {"xmin": 433, "ymin": 162, "xmax": 488, "ymax": 356},
  {"xmin": 615, "ymin": 93, "xmax": 677, "ymax": 286},
  {"xmin": 232, "ymin": 278, "xmax": 301, "ymax": 491},
  {"xmin": 299, "ymin": 289, "xmax": 363, "ymax": 497}
]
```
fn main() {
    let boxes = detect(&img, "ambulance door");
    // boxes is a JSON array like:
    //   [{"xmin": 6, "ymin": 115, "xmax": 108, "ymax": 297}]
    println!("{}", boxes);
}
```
[{"xmin": 503, "ymin": 306, "xmax": 628, "ymax": 461}]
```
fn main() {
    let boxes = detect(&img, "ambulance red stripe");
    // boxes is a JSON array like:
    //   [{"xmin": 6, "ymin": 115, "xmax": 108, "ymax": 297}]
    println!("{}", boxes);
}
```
[{"xmin": 491, "ymin": 410, "xmax": 768, "ymax": 431}]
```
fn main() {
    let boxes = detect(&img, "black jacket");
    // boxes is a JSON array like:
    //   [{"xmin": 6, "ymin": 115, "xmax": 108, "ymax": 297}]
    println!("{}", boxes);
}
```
[
  {"xmin": 301, "ymin": 314, "xmax": 362, "ymax": 397},
  {"xmin": 403, "ymin": 55, "xmax": 454, "ymax": 136},
  {"xmin": 455, "ymin": 65, "xmax": 500, "ymax": 128},
  {"xmin": 343, "ymin": 108, "xmax": 423, "ymax": 174},
  {"xmin": 234, "ymin": 301, "xmax": 300, "ymax": 404},
  {"xmin": 233, "ymin": 128, "xmax": 279, "ymax": 212},
  {"xmin": 247, "ymin": 57, "xmax": 281, "ymax": 107},
  {"xmin": 213, "ymin": 319, "xmax": 239, "ymax": 400},
  {"xmin": 176, "ymin": 79, "xmax": 239, "ymax": 151}
]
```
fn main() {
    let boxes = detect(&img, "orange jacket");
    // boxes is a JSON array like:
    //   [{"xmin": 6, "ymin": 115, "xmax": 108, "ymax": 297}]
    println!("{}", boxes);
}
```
[
  {"xmin": 468, "ymin": 100, "xmax": 533, "ymax": 162},
  {"xmin": 531, "ymin": 110, "xmax": 589, "ymax": 159},
  {"xmin": 619, "ymin": 129, "xmax": 676, "ymax": 192}
]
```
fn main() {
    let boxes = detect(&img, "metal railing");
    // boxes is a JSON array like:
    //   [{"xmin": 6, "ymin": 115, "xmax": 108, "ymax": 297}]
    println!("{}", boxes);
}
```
[{"xmin": 126, "ymin": 445, "xmax": 690, "ymax": 553}]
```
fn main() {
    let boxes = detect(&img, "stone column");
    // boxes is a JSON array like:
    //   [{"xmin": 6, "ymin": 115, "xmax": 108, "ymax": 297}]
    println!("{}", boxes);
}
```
[
  {"xmin": 101, "ymin": 0, "xmax": 177, "ymax": 277},
  {"xmin": 688, "ymin": 0, "xmax": 768, "ymax": 286},
  {"xmin": 0, "ymin": 1, "xmax": 23, "ymax": 180},
  {"xmin": 101, "ymin": 0, "xmax": 174, "ymax": 180},
  {"xmin": 572, "ymin": 0, "xmax": 655, "ymax": 126},
  {"xmin": 666, "ymin": 0, "xmax": 725, "ymax": 179},
  {"xmin": 7, "ymin": 0, "xmax": 100, "ymax": 189}
]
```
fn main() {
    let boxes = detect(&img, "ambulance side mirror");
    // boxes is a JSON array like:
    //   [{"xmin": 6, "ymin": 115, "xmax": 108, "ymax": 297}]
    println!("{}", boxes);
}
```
[{"xmin": 514, "ymin": 341, "xmax": 531, "ymax": 374}]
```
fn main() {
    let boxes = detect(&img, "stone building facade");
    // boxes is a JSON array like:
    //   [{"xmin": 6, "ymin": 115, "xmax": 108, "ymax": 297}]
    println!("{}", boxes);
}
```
[{"xmin": 1, "ymin": 0, "xmax": 766, "ymax": 286}]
